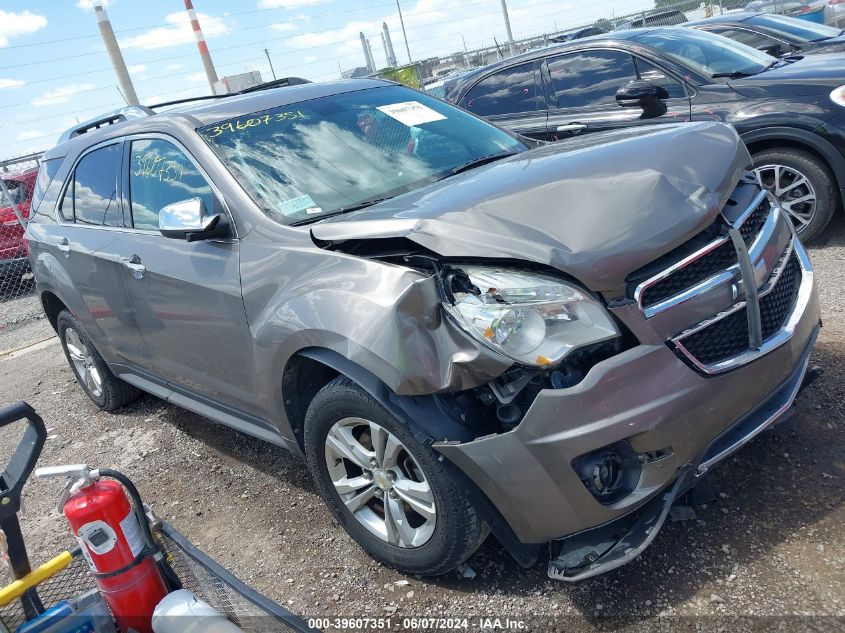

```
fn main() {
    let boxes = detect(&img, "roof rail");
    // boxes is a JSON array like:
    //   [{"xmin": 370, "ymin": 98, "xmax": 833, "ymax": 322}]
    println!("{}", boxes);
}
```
[
  {"xmin": 149, "ymin": 77, "xmax": 313, "ymax": 110},
  {"xmin": 58, "ymin": 105, "xmax": 154, "ymax": 143}
]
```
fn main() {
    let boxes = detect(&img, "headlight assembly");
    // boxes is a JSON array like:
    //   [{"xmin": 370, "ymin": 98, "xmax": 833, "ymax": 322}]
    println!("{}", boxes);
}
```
[{"xmin": 442, "ymin": 266, "xmax": 619, "ymax": 367}]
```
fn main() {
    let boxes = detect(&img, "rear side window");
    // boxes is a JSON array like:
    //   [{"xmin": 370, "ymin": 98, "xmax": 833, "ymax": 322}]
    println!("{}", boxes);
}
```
[
  {"xmin": 460, "ymin": 63, "xmax": 539, "ymax": 116},
  {"xmin": 548, "ymin": 50, "xmax": 637, "ymax": 109},
  {"xmin": 709, "ymin": 27, "xmax": 780, "ymax": 52},
  {"xmin": 128, "ymin": 138, "xmax": 216, "ymax": 231},
  {"xmin": 31, "ymin": 158, "xmax": 62, "ymax": 214},
  {"xmin": 60, "ymin": 144, "xmax": 122, "ymax": 227}
]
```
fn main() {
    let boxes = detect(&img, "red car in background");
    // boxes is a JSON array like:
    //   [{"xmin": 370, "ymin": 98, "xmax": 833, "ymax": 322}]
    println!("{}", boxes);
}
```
[{"xmin": 0, "ymin": 167, "xmax": 37, "ymax": 284}]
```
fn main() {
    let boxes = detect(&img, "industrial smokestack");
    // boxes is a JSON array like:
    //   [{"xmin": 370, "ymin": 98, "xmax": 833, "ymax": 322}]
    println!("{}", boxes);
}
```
[
  {"xmin": 184, "ymin": 0, "xmax": 219, "ymax": 93},
  {"xmin": 94, "ymin": 4, "xmax": 139, "ymax": 105},
  {"xmin": 382, "ymin": 22, "xmax": 397, "ymax": 68},
  {"xmin": 366, "ymin": 38, "xmax": 376, "ymax": 72},
  {"xmin": 360, "ymin": 32, "xmax": 375, "ymax": 73}
]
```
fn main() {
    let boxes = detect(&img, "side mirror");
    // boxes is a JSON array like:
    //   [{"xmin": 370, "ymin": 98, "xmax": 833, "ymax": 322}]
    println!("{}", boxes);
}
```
[
  {"xmin": 616, "ymin": 80, "xmax": 669, "ymax": 108},
  {"xmin": 159, "ymin": 197, "xmax": 229, "ymax": 242}
]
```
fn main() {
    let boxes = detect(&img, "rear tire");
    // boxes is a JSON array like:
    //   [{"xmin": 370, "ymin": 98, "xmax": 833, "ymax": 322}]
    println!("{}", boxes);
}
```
[
  {"xmin": 751, "ymin": 147, "xmax": 837, "ymax": 242},
  {"xmin": 304, "ymin": 376, "xmax": 485, "ymax": 576},
  {"xmin": 56, "ymin": 310, "xmax": 142, "ymax": 411}
]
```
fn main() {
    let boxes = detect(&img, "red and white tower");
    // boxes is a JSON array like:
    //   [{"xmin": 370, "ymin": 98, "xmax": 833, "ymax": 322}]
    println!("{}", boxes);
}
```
[{"xmin": 184, "ymin": 0, "xmax": 219, "ymax": 93}]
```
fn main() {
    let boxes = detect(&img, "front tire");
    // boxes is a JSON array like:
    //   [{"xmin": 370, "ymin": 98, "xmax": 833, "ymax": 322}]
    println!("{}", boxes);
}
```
[
  {"xmin": 751, "ymin": 147, "xmax": 837, "ymax": 242},
  {"xmin": 56, "ymin": 310, "xmax": 141, "ymax": 411},
  {"xmin": 304, "ymin": 377, "xmax": 485, "ymax": 576}
]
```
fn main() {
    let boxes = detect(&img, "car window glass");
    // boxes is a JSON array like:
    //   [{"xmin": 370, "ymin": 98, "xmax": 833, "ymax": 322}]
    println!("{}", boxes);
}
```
[
  {"xmin": 634, "ymin": 58, "xmax": 686, "ymax": 99},
  {"xmin": 31, "ymin": 158, "xmax": 61, "ymax": 214},
  {"xmin": 712, "ymin": 27, "xmax": 778, "ymax": 51},
  {"xmin": 68, "ymin": 144, "xmax": 122, "ymax": 227},
  {"xmin": 548, "ymin": 50, "xmax": 637, "ymax": 109},
  {"xmin": 128, "ymin": 139, "xmax": 216, "ymax": 231},
  {"xmin": 460, "ymin": 63, "xmax": 538, "ymax": 116},
  {"xmin": 0, "ymin": 179, "xmax": 28, "ymax": 207}
]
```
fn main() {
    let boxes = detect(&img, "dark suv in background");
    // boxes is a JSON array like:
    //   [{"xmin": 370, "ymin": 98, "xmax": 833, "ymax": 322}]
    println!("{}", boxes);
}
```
[{"xmin": 449, "ymin": 26, "xmax": 845, "ymax": 241}]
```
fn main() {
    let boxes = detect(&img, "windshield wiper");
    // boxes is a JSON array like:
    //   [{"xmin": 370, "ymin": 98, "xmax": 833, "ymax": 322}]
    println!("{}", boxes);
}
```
[
  {"xmin": 289, "ymin": 197, "xmax": 390, "ymax": 226},
  {"xmin": 711, "ymin": 70, "xmax": 756, "ymax": 79},
  {"xmin": 443, "ymin": 151, "xmax": 519, "ymax": 178}
]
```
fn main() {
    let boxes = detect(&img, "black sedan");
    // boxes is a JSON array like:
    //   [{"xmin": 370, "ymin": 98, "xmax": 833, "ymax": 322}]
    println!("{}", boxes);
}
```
[
  {"xmin": 687, "ymin": 12, "xmax": 845, "ymax": 57},
  {"xmin": 449, "ymin": 27, "xmax": 845, "ymax": 240}
]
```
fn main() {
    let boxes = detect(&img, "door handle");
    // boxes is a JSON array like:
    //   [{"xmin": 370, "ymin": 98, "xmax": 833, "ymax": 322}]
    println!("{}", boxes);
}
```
[
  {"xmin": 556, "ymin": 123, "xmax": 588, "ymax": 134},
  {"xmin": 121, "ymin": 255, "xmax": 146, "ymax": 279},
  {"xmin": 57, "ymin": 238, "xmax": 70, "ymax": 253}
]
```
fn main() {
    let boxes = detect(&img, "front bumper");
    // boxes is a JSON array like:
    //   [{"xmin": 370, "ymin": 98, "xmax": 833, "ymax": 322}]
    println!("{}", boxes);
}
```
[
  {"xmin": 548, "ymin": 324, "xmax": 818, "ymax": 581},
  {"xmin": 434, "ymin": 237, "xmax": 820, "ymax": 555}
]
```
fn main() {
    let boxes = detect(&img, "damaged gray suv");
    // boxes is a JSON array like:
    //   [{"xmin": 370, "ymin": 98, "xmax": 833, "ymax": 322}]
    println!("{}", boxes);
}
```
[{"xmin": 26, "ymin": 79, "xmax": 820, "ymax": 581}]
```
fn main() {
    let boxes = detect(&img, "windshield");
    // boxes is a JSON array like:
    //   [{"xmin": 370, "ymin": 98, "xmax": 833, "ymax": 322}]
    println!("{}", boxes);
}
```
[
  {"xmin": 747, "ymin": 13, "xmax": 842, "ymax": 42},
  {"xmin": 200, "ymin": 85, "xmax": 526, "ymax": 225},
  {"xmin": 634, "ymin": 28, "xmax": 773, "ymax": 78}
]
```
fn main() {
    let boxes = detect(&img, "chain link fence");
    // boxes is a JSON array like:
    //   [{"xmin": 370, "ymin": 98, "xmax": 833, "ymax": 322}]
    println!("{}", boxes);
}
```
[{"xmin": 0, "ymin": 153, "xmax": 42, "ymax": 304}]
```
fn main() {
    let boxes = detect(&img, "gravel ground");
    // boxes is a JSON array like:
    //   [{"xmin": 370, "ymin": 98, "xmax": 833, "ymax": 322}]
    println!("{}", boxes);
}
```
[{"xmin": 0, "ymin": 220, "xmax": 842, "ymax": 632}]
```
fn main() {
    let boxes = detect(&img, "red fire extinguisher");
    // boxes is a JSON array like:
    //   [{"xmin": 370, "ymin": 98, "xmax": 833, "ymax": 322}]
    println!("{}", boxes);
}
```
[{"xmin": 35, "ymin": 465, "xmax": 181, "ymax": 633}]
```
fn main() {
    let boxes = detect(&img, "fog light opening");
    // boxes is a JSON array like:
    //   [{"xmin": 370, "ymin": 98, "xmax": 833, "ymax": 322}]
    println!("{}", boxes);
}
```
[
  {"xmin": 592, "ymin": 453, "xmax": 623, "ymax": 497},
  {"xmin": 573, "ymin": 441, "xmax": 642, "ymax": 505}
]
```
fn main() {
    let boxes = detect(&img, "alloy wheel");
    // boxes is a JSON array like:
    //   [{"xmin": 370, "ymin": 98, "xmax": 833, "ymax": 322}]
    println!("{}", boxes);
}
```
[
  {"xmin": 752, "ymin": 163, "xmax": 817, "ymax": 233},
  {"xmin": 324, "ymin": 417, "xmax": 436, "ymax": 548},
  {"xmin": 64, "ymin": 328, "xmax": 103, "ymax": 399}
]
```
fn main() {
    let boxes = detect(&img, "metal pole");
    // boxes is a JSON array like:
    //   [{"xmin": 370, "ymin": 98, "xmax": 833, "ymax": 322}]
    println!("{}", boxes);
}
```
[
  {"xmin": 184, "ymin": 0, "xmax": 219, "ymax": 93},
  {"xmin": 94, "ymin": 4, "xmax": 139, "ymax": 105},
  {"xmin": 395, "ymin": 0, "xmax": 412, "ymax": 64},
  {"xmin": 718, "ymin": 0, "xmax": 724, "ymax": 15},
  {"xmin": 499, "ymin": 0, "xmax": 515, "ymax": 56},
  {"xmin": 264, "ymin": 48, "xmax": 277, "ymax": 80},
  {"xmin": 383, "ymin": 22, "xmax": 397, "ymax": 67}
]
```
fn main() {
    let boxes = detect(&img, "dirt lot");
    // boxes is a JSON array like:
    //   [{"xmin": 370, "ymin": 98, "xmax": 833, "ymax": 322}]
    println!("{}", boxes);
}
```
[{"xmin": 0, "ymin": 220, "xmax": 842, "ymax": 633}]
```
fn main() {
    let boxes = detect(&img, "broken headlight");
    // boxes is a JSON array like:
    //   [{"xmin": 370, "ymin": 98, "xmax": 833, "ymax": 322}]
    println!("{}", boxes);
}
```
[{"xmin": 442, "ymin": 266, "xmax": 619, "ymax": 367}]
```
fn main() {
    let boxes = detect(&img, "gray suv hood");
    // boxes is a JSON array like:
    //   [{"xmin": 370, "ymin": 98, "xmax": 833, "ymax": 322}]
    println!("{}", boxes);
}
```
[{"xmin": 311, "ymin": 122, "xmax": 749, "ymax": 292}]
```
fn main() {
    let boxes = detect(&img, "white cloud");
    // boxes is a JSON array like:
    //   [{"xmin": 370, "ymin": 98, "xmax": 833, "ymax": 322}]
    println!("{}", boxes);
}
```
[
  {"xmin": 271, "ymin": 23, "xmax": 298, "ymax": 32},
  {"xmin": 0, "ymin": 79, "xmax": 25, "ymax": 90},
  {"xmin": 185, "ymin": 72, "xmax": 207, "ymax": 83},
  {"xmin": 165, "ymin": 63, "xmax": 183, "ymax": 71},
  {"xmin": 304, "ymin": 55, "xmax": 318, "ymax": 63},
  {"xmin": 119, "ymin": 12, "xmax": 230, "ymax": 50},
  {"xmin": 16, "ymin": 130, "xmax": 43, "ymax": 141},
  {"xmin": 31, "ymin": 83, "xmax": 96, "ymax": 107},
  {"xmin": 76, "ymin": 0, "xmax": 112, "ymax": 10},
  {"xmin": 127, "ymin": 64, "xmax": 147, "ymax": 74},
  {"xmin": 258, "ymin": 0, "xmax": 329, "ymax": 8},
  {"xmin": 0, "ymin": 10, "xmax": 48, "ymax": 47}
]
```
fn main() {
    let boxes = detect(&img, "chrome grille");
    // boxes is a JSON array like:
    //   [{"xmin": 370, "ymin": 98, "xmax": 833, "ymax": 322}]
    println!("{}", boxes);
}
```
[
  {"xmin": 624, "ymin": 177, "xmax": 811, "ymax": 375},
  {"xmin": 675, "ymin": 252, "xmax": 801, "ymax": 367}
]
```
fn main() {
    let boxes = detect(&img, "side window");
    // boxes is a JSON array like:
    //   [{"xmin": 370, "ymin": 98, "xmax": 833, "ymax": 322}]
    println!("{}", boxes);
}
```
[
  {"xmin": 31, "ymin": 158, "xmax": 62, "ymax": 214},
  {"xmin": 713, "ymin": 28, "xmax": 782, "ymax": 53},
  {"xmin": 634, "ymin": 58, "xmax": 687, "ymax": 99},
  {"xmin": 460, "ymin": 63, "xmax": 538, "ymax": 117},
  {"xmin": 548, "ymin": 50, "xmax": 638, "ymax": 109},
  {"xmin": 128, "ymin": 139, "xmax": 215, "ymax": 231},
  {"xmin": 61, "ymin": 144, "xmax": 122, "ymax": 227}
]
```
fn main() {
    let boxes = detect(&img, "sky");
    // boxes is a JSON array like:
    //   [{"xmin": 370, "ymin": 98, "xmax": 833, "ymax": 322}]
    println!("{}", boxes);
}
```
[{"xmin": 0, "ymin": 0, "xmax": 655, "ymax": 160}]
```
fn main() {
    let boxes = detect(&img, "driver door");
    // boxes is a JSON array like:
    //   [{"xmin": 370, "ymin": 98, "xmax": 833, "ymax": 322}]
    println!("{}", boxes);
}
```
[
  {"xmin": 542, "ymin": 49, "xmax": 692, "ymax": 141},
  {"xmin": 118, "ymin": 136, "xmax": 261, "ymax": 419}
]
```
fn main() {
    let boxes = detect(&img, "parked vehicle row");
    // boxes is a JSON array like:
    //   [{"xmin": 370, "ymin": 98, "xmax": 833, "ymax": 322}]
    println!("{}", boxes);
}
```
[
  {"xmin": 0, "ymin": 168, "xmax": 37, "ymax": 285},
  {"xmin": 448, "ymin": 24, "xmax": 845, "ymax": 241}
]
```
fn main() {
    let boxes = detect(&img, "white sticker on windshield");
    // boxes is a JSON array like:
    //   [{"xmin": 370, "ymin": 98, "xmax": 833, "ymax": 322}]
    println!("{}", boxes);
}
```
[
  {"xmin": 278, "ymin": 194, "xmax": 321, "ymax": 216},
  {"xmin": 376, "ymin": 101, "xmax": 446, "ymax": 127}
]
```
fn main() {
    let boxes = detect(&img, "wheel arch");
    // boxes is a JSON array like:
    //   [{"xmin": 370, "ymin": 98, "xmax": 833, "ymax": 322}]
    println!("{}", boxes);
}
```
[
  {"xmin": 40, "ymin": 290, "xmax": 68, "ymax": 332},
  {"xmin": 741, "ymin": 126, "xmax": 845, "ymax": 207},
  {"xmin": 283, "ymin": 346, "xmax": 541, "ymax": 568}
]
